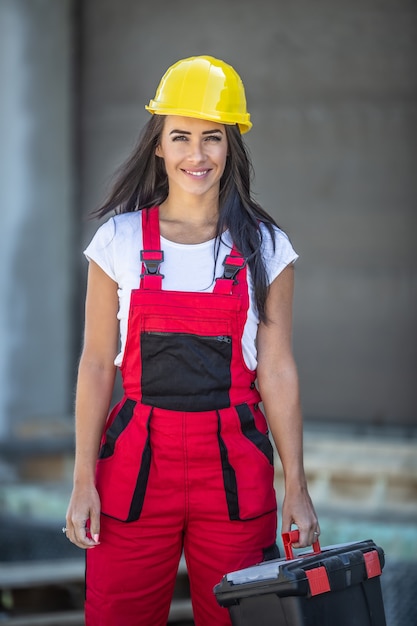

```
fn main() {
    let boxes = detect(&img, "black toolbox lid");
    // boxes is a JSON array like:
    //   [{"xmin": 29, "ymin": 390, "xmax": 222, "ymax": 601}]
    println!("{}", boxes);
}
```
[{"xmin": 214, "ymin": 540, "xmax": 385, "ymax": 606}]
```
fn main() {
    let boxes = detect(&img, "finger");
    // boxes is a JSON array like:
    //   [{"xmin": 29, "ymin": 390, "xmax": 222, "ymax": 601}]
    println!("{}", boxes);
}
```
[
  {"xmin": 89, "ymin": 509, "xmax": 101, "ymax": 544},
  {"xmin": 311, "ymin": 523, "xmax": 321, "ymax": 545},
  {"xmin": 280, "ymin": 508, "xmax": 293, "ymax": 535},
  {"xmin": 303, "ymin": 523, "xmax": 321, "ymax": 548},
  {"xmin": 280, "ymin": 518, "xmax": 292, "ymax": 535},
  {"xmin": 70, "ymin": 519, "xmax": 97, "ymax": 549},
  {"xmin": 294, "ymin": 527, "xmax": 310, "ymax": 548},
  {"xmin": 75, "ymin": 520, "xmax": 88, "ymax": 541},
  {"xmin": 76, "ymin": 522, "xmax": 97, "ymax": 547},
  {"xmin": 292, "ymin": 520, "xmax": 317, "ymax": 547}
]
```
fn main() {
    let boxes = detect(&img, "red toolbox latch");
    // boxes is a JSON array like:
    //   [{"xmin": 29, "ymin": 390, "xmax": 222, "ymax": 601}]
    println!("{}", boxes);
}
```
[
  {"xmin": 305, "ymin": 566, "xmax": 331, "ymax": 596},
  {"xmin": 364, "ymin": 550, "xmax": 382, "ymax": 579}
]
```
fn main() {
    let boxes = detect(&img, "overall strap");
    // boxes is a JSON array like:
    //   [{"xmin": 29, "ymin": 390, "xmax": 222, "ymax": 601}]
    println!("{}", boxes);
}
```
[
  {"xmin": 140, "ymin": 206, "xmax": 164, "ymax": 290},
  {"xmin": 213, "ymin": 245, "xmax": 246, "ymax": 295}
]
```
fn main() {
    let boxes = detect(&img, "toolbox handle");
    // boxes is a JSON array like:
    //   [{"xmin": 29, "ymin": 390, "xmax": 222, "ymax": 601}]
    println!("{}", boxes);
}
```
[{"xmin": 282, "ymin": 529, "xmax": 321, "ymax": 560}]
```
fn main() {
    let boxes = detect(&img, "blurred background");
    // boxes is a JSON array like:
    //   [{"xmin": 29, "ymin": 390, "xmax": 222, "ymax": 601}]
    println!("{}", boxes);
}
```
[{"xmin": 0, "ymin": 0, "xmax": 416, "ymax": 624}]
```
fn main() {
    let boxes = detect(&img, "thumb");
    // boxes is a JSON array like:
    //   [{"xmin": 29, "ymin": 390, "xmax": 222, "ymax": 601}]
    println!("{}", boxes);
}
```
[
  {"xmin": 280, "ymin": 501, "xmax": 293, "ymax": 534},
  {"xmin": 89, "ymin": 506, "xmax": 101, "ymax": 544}
]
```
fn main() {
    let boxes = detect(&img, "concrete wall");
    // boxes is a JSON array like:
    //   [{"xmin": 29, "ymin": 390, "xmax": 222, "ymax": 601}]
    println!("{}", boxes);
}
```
[
  {"xmin": 0, "ymin": 0, "xmax": 74, "ymax": 437},
  {"xmin": 0, "ymin": 0, "xmax": 415, "ymax": 439},
  {"xmin": 79, "ymin": 0, "xmax": 417, "ymax": 426}
]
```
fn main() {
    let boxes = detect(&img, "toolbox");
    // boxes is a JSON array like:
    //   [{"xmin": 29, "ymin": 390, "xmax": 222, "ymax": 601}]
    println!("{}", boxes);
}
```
[{"xmin": 214, "ymin": 531, "xmax": 386, "ymax": 626}]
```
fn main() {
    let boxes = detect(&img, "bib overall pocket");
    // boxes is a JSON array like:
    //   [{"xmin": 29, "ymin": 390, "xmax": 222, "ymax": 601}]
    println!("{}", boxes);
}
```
[
  {"xmin": 141, "ymin": 331, "xmax": 232, "ymax": 411},
  {"xmin": 96, "ymin": 400, "xmax": 152, "ymax": 522}
]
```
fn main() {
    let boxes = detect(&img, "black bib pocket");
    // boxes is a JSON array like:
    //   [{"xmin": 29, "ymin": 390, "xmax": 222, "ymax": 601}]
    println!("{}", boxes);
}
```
[{"xmin": 141, "ymin": 331, "xmax": 232, "ymax": 411}]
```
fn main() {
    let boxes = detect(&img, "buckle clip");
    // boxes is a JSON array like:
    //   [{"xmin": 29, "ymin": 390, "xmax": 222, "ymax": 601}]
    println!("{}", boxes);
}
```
[
  {"xmin": 140, "ymin": 250, "xmax": 164, "ymax": 277},
  {"xmin": 222, "ymin": 255, "xmax": 246, "ymax": 281}
]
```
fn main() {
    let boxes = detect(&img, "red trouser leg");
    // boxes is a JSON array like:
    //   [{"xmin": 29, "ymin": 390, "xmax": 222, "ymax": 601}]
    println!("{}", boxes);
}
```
[
  {"xmin": 185, "ymin": 511, "xmax": 277, "ymax": 626},
  {"xmin": 86, "ymin": 406, "xmax": 277, "ymax": 625},
  {"xmin": 85, "ymin": 512, "xmax": 183, "ymax": 626}
]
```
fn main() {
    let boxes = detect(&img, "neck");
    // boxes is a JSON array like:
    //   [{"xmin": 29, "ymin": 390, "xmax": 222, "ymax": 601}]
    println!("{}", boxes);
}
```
[
  {"xmin": 158, "ymin": 198, "xmax": 220, "ymax": 245},
  {"xmin": 160, "ymin": 190, "xmax": 219, "ymax": 220}
]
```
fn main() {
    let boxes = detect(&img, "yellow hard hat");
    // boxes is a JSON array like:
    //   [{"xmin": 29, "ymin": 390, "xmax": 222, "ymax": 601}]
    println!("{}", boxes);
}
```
[{"xmin": 145, "ymin": 55, "xmax": 252, "ymax": 134}]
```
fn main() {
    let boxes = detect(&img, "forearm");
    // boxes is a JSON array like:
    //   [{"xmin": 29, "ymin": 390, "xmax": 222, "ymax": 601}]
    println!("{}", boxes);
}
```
[
  {"xmin": 73, "ymin": 356, "xmax": 117, "ymax": 484},
  {"xmin": 258, "ymin": 361, "xmax": 319, "ymax": 543},
  {"xmin": 258, "ymin": 360, "xmax": 307, "ymax": 489}
]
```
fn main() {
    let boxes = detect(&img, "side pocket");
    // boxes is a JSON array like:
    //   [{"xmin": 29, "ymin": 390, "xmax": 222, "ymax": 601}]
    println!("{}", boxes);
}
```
[
  {"xmin": 217, "ymin": 405, "xmax": 277, "ymax": 521},
  {"xmin": 235, "ymin": 404, "xmax": 274, "ymax": 465},
  {"xmin": 96, "ymin": 402, "xmax": 152, "ymax": 523},
  {"xmin": 99, "ymin": 398, "xmax": 137, "ymax": 459},
  {"xmin": 217, "ymin": 418, "xmax": 240, "ymax": 521}
]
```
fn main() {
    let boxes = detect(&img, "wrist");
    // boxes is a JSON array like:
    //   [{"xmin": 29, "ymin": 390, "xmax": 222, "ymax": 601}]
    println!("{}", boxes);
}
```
[
  {"xmin": 73, "ymin": 463, "xmax": 96, "ymax": 486},
  {"xmin": 283, "ymin": 468, "xmax": 308, "ymax": 490}
]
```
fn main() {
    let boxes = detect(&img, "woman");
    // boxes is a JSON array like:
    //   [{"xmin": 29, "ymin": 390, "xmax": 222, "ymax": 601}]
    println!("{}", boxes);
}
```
[{"xmin": 65, "ymin": 55, "xmax": 319, "ymax": 626}]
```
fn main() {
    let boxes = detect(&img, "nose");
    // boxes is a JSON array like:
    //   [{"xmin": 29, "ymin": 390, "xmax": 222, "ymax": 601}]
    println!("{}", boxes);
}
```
[{"xmin": 188, "ymin": 139, "xmax": 206, "ymax": 163}]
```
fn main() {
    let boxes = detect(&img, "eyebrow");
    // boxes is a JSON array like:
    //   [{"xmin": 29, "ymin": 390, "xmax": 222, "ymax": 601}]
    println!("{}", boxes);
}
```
[{"xmin": 169, "ymin": 128, "xmax": 223, "ymax": 135}]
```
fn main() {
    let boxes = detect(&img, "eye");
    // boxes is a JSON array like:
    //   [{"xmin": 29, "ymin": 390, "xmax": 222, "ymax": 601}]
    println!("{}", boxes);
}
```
[
  {"xmin": 204, "ymin": 134, "xmax": 222, "ymax": 142},
  {"xmin": 171, "ymin": 134, "xmax": 188, "ymax": 142}
]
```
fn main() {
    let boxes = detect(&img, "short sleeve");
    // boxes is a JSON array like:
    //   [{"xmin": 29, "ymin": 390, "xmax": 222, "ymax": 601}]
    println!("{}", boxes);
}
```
[
  {"xmin": 83, "ymin": 217, "xmax": 117, "ymax": 281},
  {"xmin": 260, "ymin": 223, "xmax": 299, "ymax": 285}
]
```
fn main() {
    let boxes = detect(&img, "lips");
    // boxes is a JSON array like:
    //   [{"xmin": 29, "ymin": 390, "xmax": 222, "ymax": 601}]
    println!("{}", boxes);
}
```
[{"xmin": 183, "ymin": 169, "xmax": 210, "ymax": 177}]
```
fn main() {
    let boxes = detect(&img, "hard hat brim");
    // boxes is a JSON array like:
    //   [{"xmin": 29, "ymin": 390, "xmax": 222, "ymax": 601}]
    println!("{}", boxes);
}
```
[{"xmin": 145, "ymin": 104, "xmax": 252, "ymax": 134}]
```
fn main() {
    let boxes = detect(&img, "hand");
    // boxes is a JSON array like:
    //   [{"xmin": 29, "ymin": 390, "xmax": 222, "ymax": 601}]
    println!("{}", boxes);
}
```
[
  {"xmin": 65, "ymin": 483, "xmax": 101, "ymax": 549},
  {"xmin": 281, "ymin": 484, "xmax": 320, "ymax": 548}
]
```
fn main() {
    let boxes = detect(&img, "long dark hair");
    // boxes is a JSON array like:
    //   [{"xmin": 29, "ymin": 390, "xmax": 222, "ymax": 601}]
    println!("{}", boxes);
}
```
[{"xmin": 94, "ymin": 116, "xmax": 279, "ymax": 322}]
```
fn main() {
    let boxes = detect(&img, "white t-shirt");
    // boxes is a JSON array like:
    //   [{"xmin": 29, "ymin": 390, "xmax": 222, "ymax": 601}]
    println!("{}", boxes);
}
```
[{"xmin": 84, "ymin": 211, "xmax": 298, "ymax": 370}]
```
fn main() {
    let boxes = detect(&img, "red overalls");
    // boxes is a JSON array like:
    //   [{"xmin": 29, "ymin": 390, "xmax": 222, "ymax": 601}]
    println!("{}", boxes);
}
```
[{"xmin": 85, "ymin": 207, "xmax": 278, "ymax": 626}]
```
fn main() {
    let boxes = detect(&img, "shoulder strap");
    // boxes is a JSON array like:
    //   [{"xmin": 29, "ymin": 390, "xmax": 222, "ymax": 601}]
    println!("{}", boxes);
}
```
[
  {"xmin": 213, "ymin": 245, "xmax": 246, "ymax": 295},
  {"xmin": 140, "ymin": 207, "xmax": 164, "ymax": 290}
]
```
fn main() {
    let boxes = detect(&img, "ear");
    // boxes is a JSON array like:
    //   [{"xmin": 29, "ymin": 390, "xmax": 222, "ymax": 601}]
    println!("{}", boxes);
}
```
[{"xmin": 155, "ymin": 144, "xmax": 163, "ymax": 158}]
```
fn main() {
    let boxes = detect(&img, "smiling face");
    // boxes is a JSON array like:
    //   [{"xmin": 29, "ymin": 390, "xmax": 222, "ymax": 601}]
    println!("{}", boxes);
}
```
[{"xmin": 155, "ymin": 116, "xmax": 228, "ymax": 203}]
